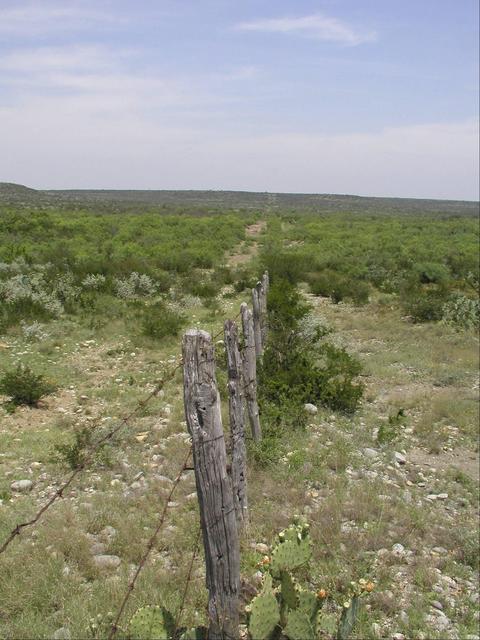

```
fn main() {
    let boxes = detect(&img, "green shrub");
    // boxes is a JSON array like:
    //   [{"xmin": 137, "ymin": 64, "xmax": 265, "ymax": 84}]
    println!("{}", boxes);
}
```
[
  {"xmin": 309, "ymin": 271, "xmax": 370, "ymax": 305},
  {"xmin": 259, "ymin": 280, "xmax": 364, "ymax": 437},
  {"xmin": 311, "ymin": 343, "xmax": 364, "ymax": 413},
  {"xmin": 261, "ymin": 248, "xmax": 308, "ymax": 284},
  {"xmin": 232, "ymin": 266, "xmax": 258, "ymax": 293},
  {"xmin": 401, "ymin": 283, "xmax": 450, "ymax": 322},
  {"xmin": 0, "ymin": 364, "xmax": 56, "ymax": 407},
  {"xmin": 442, "ymin": 293, "xmax": 480, "ymax": 331},
  {"xmin": 141, "ymin": 302, "xmax": 185, "ymax": 340},
  {"xmin": 415, "ymin": 262, "xmax": 450, "ymax": 285}
]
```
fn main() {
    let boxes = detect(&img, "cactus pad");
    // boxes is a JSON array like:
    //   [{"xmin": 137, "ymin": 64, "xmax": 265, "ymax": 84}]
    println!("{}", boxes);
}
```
[
  {"xmin": 283, "ymin": 609, "xmax": 316, "ymax": 640},
  {"xmin": 129, "ymin": 605, "xmax": 170, "ymax": 640},
  {"xmin": 270, "ymin": 537, "xmax": 311, "ymax": 576},
  {"xmin": 248, "ymin": 590, "xmax": 280, "ymax": 639},
  {"xmin": 337, "ymin": 595, "xmax": 360, "ymax": 640},
  {"xmin": 297, "ymin": 589, "xmax": 320, "ymax": 622},
  {"xmin": 280, "ymin": 571, "xmax": 298, "ymax": 610}
]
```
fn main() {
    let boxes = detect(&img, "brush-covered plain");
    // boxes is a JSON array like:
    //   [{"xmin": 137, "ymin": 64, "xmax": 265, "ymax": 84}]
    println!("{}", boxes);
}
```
[{"xmin": 0, "ymin": 201, "xmax": 478, "ymax": 640}]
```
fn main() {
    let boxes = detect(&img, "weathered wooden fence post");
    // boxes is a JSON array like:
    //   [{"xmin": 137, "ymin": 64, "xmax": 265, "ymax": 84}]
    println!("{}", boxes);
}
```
[
  {"xmin": 261, "ymin": 270, "xmax": 269, "ymax": 297},
  {"xmin": 260, "ymin": 271, "xmax": 269, "ymax": 347},
  {"xmin": 224, "ymin": 320, "xmax": 248, "ymax": 527},
  {"xmin": 182, "ymin": 329, "xmax": 240, "ymax": 639},
  {"xmin": 240, "ymin": 303, "xmax": 262, "ymax": 442},
  {"xmin": 252, "ymin": 283, "xmax": 263, "ymax": 358}
]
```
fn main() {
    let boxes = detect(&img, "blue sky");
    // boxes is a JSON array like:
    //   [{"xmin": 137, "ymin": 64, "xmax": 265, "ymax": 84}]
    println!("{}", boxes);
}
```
[{"xmin": 0, "ymin": 0, "xmax": 478, "ymax": 199}]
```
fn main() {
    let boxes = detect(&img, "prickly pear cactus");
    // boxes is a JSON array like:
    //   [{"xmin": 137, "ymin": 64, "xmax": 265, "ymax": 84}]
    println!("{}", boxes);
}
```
[
  {"xmin": 283, "ymin": 609, "xmax": 316, "ymax": 640},
  {"xmin": 270, "ymin": 521, "xmax": 311, "ymax": 577},
  {"xmin": 297, "ymin": 589, "xmax": 320, "ymax": 622},
  {"xmin": 128, "ymin": 605, "xmax": 170, "ymax": 640},
  {"xmin": 247, "ymin": 588, "xmax": 280, "ymax": 639},
  {"xmin": 337, "ymin": 595, "xmax": 360, "ymax": 640},
  {"xmin": 270, "ymin": 537, "xmax": 311, "ymax": 576},
  {"xmin": 280, "ymin": 571, "xmax": 298, "ymax": 610}
]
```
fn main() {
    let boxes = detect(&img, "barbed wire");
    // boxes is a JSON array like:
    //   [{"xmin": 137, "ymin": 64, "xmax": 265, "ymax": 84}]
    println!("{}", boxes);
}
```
[
  {"xmin": 108, "ymin": 445, "xmax": 193, "ymax": 640},
  {"xmin": 0, "ymin": 307, "xmax": 249, "ymax": 557},
  {"xmin": 0, "ymin": 360, "xmax": 184, "ymax": 555},
  {"xmin": 174, "ymin": 526, "xmax": 202, "ymax": 632}
]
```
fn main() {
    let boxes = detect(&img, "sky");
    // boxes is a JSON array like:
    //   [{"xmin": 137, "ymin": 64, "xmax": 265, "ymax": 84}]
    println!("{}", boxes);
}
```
[{"xmin": 0, "ymin": 0, "xmax": 478, "ymax": 199}]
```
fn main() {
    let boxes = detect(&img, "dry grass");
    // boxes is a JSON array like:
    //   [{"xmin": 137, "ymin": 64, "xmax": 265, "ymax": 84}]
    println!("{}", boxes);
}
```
[{"xmin": 0, "ymin": 287, "xmax": 478, "ymax": 639}]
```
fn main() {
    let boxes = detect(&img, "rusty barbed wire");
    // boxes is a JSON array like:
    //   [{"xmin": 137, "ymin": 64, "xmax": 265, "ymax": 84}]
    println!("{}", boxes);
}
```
[
  {"xmin": 174, "ymin": 526, "xmax": 202, "ymax": 632},
  {"xmin": 0, "ymin": 360, "xmax": 184, "ymax": 555},
  {"xmin": 108, "ymin": 445, "xmax": 193, "ymax": 640}
]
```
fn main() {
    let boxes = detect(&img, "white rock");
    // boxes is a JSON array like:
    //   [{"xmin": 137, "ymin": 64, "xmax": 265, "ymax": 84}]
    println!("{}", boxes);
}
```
[
  {"xmin": 392, "ymin": 543, "xmax": 405, "ymax": 554},
  {"xmin": 392, "ymin": 633, "xmax": 405, "ymax": 640},
  {"xmin": 363, "ymin": 448, "xmax": 379, "ymax": 459},
  {"xmin": 11, "ymin": 479, "xmax": 33, "ymax": 492},
  {"xmin": 394, "ymin": 452, "xmax": 406, "ymax": 465},
  {"xmin": 52, "ymin": 628, "xmax": 71, "ymax": 640},
  {"xmin": 304, "ymin": 403, "xmax": 318, "ymax": 415},
  {"xmin": 93, "ymin": 554, "xmax": 121, "ymax": 569}
]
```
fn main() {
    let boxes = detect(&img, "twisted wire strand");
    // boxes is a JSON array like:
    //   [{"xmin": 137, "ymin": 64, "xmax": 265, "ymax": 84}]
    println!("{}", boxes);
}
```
[
  {"xmin": 108, "ymin": 445, "xmax": 193, "ymax": 640},
  {"xmin": 0, "ymin": 360, "xmax": 183, "ymax": 555}
]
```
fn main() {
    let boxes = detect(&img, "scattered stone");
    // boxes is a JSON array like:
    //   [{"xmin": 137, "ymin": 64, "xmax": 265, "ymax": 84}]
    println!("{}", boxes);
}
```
[
  {"xmin": 432, "ymin": 547, "xmax": 448, "ymax": 555},
  {"xmin": 392, "ymin": 543, "xmax": 405, "ymax": 557},
  {"xmin": 251, "ymin": 542, "xmax": 269, "ymax": 554},
  {"xmin": 133, "ymin": 471, "xmax": 145, "ymax": 481},
  {"xmin": 90, "ymin": 542, "xmax": 107, "ymax": 555},
  {"xmin": 10, "ymin": 479, "xmax": 33, "ymax": 492},
  {"xmin": 100, "ymin": 526, "xmax": 117, "ymax": 539},
  {"xmin": 363, "ymin": 447, "xmax": 379, "ymax": 459},
  {"xmin": 52, "ymin": 628, "xmax": 71, "ymax": 640},
  {"xmin": 154, "ymin": 475, "xmax": 174, "ymax": 485},
  {"xmin": 399, "ymin": 611, "xmax": 409, "ymax": 625},
  {"xmin": 304, "ymin": 403, "xmax": 318, "ymax": 415},
  {"xmin": 392, "ymin": 633, "xmax": 405, "ymax": 640},
  {"xmin": 394, "ymin": 452, "xmax": 406, "ymax": 465},
  {"xmin": 431, "ymin": 600, "xmax": 443, "ymax": 611},
  {"xmin": 93, "ymin": 555, "xmax": 121, "ymax": 570}
]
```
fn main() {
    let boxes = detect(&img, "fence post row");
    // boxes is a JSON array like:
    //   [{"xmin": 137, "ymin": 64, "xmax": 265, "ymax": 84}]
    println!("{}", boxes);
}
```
[
  {"xmin": 224, "ymin": 320, "xmax": 248, "ymax": 528},
  {"xmin": 240, "ymin": 302, "xmax": 262, "ymax": 442},
  {"xmin": 260, "ymin": 270, "xmax": 269, "ymax": 345},
  {"xmin": 251, "ymin": 284, "xmax": 263, "ymax": 358},
  {"xmin": 182, "ymin": 329, "xmax": 240, "ymax": 639}
]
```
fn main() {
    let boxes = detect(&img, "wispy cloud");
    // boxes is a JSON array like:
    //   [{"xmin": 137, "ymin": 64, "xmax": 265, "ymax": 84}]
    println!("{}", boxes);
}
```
[
  {"xmin": 235, "ymin": 13, "xmax": 376, "ymax": 46},
  {"xmin": 0, "ymin": 2, "xmax": 124, "ymax": 34}
]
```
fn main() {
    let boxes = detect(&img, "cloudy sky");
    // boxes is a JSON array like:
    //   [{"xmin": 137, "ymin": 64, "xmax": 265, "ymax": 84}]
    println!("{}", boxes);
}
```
[{"xmin": 0, "ymin": 0, "xmax": 478, "ymax": 199}]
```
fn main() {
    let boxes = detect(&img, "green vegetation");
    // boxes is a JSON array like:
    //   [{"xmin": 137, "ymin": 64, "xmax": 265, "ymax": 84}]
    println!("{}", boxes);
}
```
[
  {"xmin": 0, "ymin": 191, "xmax": 478, "ymax": 640},
  {"xmin": 260, "ymin": 213, "xmax": 479, "ymax": 326},
  {"xmin": 0, "ymin": 364, "xmax": 56, "ymax": 407}
]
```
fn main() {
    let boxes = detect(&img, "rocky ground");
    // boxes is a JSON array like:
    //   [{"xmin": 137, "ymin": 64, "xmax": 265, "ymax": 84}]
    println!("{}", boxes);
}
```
[{"xmin": 0, "ymin": 273, "xmax": 478, "ymax": 638}]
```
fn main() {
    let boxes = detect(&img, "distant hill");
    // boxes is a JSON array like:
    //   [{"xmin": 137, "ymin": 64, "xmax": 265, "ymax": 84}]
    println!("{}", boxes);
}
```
[
  {"xmin": 0, "ymin": 182, "xmax": 42, "ymax": 200},
  {"xmin": 0, "ymin": 183, "xmax": 478, "ymax": 216}
]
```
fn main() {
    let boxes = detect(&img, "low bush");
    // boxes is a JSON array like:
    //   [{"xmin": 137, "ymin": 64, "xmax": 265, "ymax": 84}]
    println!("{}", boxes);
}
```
[
  {"xmin": 442, "ymin": 293, "xmax": 480, "ymax": 331},
  {"xmin": 257, "ymin": 280, "xmax": 364, "ymax": 462},
  {"xmin": 401, "ymin": 282, "xmax": 450, "ymax": 322},
  {"xmin": 141, "ymin": 302, "xmax": 185, "ymax": 340},
  {"xmin": 0, "ymin": 364, "xmax": 57, "ymax": 407},
  {"xmin": 309, "ymin": 271, "xmax": 370, "ymax": 305}
]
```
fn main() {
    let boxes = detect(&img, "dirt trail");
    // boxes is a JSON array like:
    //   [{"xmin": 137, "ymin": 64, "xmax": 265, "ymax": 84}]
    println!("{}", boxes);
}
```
[{"xmin": 227, "ymin": 220, "xmax": 266, "ymax": 267}]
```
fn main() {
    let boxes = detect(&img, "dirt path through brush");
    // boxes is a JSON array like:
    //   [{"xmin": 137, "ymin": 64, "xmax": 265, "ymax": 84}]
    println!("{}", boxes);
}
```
[{"xmin": 227, "ymin": 220, "xmax": 266, "ymax": 267}]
